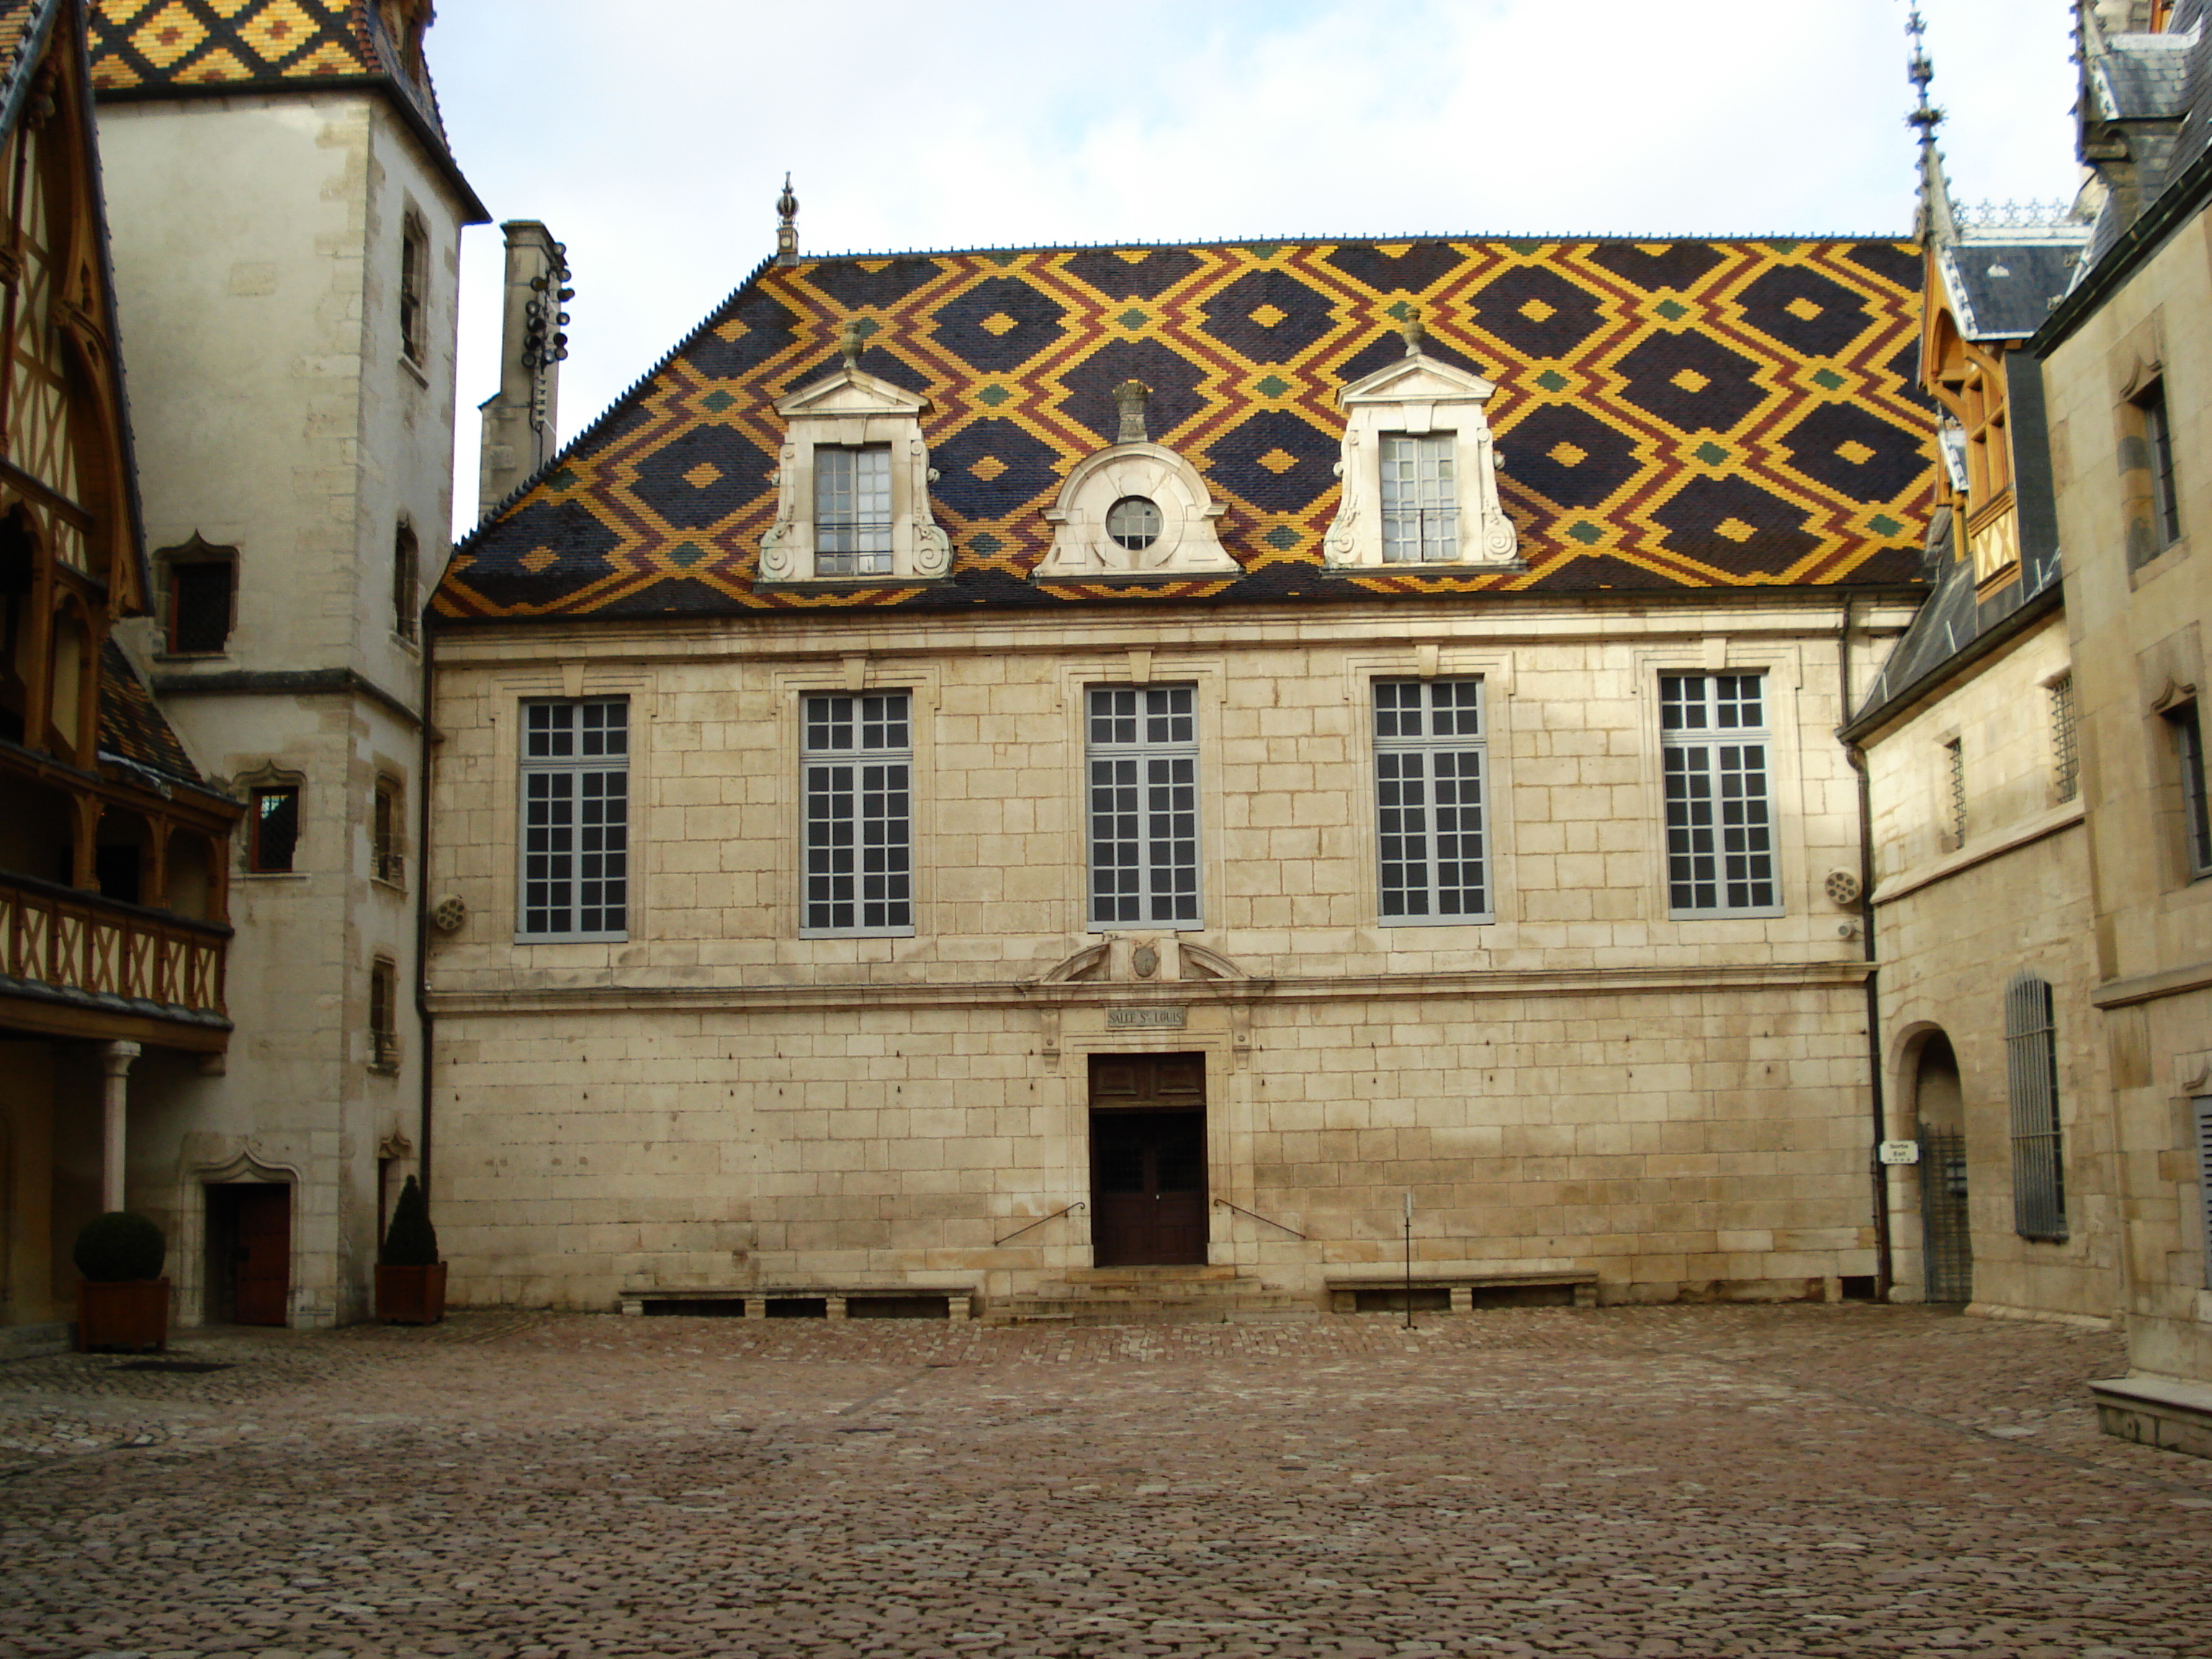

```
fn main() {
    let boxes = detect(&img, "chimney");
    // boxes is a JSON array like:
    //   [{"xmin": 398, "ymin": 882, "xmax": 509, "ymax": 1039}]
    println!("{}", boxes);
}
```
[{"xmin": 477, "ymin": 221, "xmax": 570, "ymax": 521}]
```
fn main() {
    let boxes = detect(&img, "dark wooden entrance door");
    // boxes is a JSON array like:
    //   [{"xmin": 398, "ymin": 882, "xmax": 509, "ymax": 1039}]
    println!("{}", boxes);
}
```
[
  {"xmin": 230, "ymin": 1184, "xmax": 290, "ymax": 1326},
  {"xmin": 1089, "ymin": 1053, "xmax": 1208, "ymax": 1267}
]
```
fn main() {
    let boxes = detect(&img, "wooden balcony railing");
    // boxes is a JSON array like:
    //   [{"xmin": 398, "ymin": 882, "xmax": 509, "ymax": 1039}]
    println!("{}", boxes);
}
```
[{"xmin": 0, "ymin": 868, "xmax": 229, "ymax": 1023}]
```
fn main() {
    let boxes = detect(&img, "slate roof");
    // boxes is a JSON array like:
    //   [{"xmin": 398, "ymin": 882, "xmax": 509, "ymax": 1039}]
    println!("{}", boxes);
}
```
[
  {"xmin": 97, "ymin": 640, "xmax": 202, "ymax": 785},
  {"xmin": 438, "ymin": 238, "xmax": 1936, "ymax": 624},
  {"xmin": 85, "ymin": 0, "xmax": 482, "ymax": 215},
  {"xmin": 1938, "ymin": 240, "xmax": 2084, "ymax": 338}
]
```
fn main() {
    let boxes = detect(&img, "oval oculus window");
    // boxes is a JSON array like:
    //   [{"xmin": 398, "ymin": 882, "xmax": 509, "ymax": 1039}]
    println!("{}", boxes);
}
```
[{"xmin": 1106, "ymin": 495, "xmax": 1163, "ymax": 551}]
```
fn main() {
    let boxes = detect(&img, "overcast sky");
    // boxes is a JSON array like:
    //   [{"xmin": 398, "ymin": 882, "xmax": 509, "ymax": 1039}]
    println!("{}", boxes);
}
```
[{"xmin": 428, "ymin": 0, "xmax": 2086, "ymax": 540}]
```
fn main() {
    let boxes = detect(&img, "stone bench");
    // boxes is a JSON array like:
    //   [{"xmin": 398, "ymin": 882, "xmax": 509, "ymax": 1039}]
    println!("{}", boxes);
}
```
[
  {"xmin": 2089, "ymin": 1374, "xmax": 2212, "ymax": 1462},
  {"xmin": 1324, "ymin": 1269, "xmax": 1599, "ymax": 1315},
  {"xmin": 619, "ymin": 1286, "xmax": 975, "ymax": 1322}
]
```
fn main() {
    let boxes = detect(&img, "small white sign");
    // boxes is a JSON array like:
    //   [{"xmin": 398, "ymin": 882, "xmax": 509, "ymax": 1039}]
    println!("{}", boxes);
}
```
[
  {"xmin": 1879, "ymin": 1139, "xmax": 1920, "ymax": 1165},
  {"xmin": 1108, "ymin": 1007, "xmax": 1187, "ymax": 1028}
]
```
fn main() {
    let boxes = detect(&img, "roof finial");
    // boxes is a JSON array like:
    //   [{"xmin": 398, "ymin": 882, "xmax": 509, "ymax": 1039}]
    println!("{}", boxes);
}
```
[
  {"xmin": 836, "ymin": 317, "xmax": 866, "ymax": 369},
  {"xmin": 775, "ymin": 173, "xmax": 799, "ymax": 269},
  {"xmin": 1399, "ymin": 305, "xmax": 1426, "ymax": 358},
  {"xmin": 1906, "ymin": 10, "xmax": 1959, "ymax": 248},
  {"xmin": 1113, "ymin": 379, "xmax": 1151, "ymax": 444}
]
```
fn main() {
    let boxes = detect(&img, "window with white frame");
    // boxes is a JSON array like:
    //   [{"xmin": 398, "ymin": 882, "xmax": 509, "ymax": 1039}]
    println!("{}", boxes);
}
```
[
  {"xmin": 1380, "ymin": 433, "xmax": 1458, "ymax": 562},
  {"xmin": 2004, "ymin": 971, "xmax": 2067, "ymax": 1241},
  {"xmin": 814, "ymin": 445, "xmax": 893, "ymax": 577},
  {"xmin": 801, "ymin": 692, "xmax": 912, "ymax": 935},
  {"xmin": 519, "ymin": 698, "xmax": 629, "ymax": 940},
  {"xmin": 1373, "ymin": 679, "xmax": 1489, "ymax": 923},
  {"xmin": 1087, "ymin": 685, "xmax": 1199, "ymax": 928},
  {"xmin": 1660, "ymin": 673, "xmax": 1779, "ymax": 916},
  {"xmin": 2171, "ymin": 701, "xmax": 2212, "ymax": 881}
]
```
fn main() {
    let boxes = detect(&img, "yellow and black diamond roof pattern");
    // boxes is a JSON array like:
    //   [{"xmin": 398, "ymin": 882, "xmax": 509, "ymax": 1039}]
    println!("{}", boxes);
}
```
[
  {"xmin": 439, "ymin": 238, "xmax": 1936, "ymax": 622},
  {"xmin": 90, "ymin": 0, "xmax": 373, "ymax": 87}
]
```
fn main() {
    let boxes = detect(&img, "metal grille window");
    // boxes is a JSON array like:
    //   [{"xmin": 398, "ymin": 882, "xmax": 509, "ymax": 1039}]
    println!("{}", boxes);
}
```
[
  {"xmin": 1380, "ymin": 433, "xmax": 1458, "ymax": 562},
  {"xmin": 520, "ymin": 698, "xmax": 629, "ymax": 940},
  {"xmin": 1660, "ymin": 673, "xmax": 1779, "ymax": 916},
  {"xmin": 372, "ymin": 778, "xmax": 404, "ymax": 886},
  {"xmin": 2004, "ymin": 971, "xmax": 2067, "ymax": 1241},
  {"xmin": 167, "ymin": 561, "xmax": 233, "ymax": 655},
  {"xmin": 2195, "ymin": 1096, "xmax": 2212, "ymax": 1290},
  {"xmin": 2139, "ymin": 379, "xmax": 2181, "ymax": 550},
  {"xmin": 1087, "ymin": 685, "xmax": 1200, "ymax": 928},
  {"xmin": 369, "ymin": 957, "xmax": 399, "ymax": 1071},
  {"xmin": 1944, "ymin": 737, "xmax": 1967, "ymax": 846},
  {"xmin": 814, "ymin": 445, "xmax": 893, "ymax": 576},
  {"xmin": 1373, "ymin": 679, "xmax": 1490, "ymax": 924},
  {"xmin": 2172, "ymin": 703, "xmax": 2212, "ymax": 880},
  {"xmin": 392, "ymin": 523, "xmax": 419, "ymax": 642},
  {"xmin": 399, "ymin": 214, "xmax": 428, "ymax": 366},
  {"xmin": 2050, "ymin": 675, "xmax": 2078, "ymax": 804},
  {"xmin": 801, "ymin": 692, "xmax": 913, "ymax": 935},
  {"xmin": 249, "ymin": 786, "xmax": 300, "ymax": 873}
]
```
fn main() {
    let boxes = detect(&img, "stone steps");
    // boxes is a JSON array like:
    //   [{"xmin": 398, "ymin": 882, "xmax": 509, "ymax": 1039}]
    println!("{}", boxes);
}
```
[{"xmin": 986, "ymin": 1273, "xmax": 1319, "ymax": 1328}]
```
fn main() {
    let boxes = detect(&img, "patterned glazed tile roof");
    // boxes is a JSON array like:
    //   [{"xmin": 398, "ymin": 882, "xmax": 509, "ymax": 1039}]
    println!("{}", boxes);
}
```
[
  {"xmin": 85, "ymin": 0, "xmax": 476, "ymax": 208},
  {"xmin": 439, "ymin": 238, "xmax": 1936, "ymax": 623},
  {"xmin": 98, "ymin": 640, "xmax": 202, "ymax": 784}
]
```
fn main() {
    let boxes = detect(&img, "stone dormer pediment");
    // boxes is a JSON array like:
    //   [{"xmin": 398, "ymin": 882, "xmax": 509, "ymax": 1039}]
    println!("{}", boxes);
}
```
[
  {"xmin": 774, "ymin": 367, "xmax": 933, "ymax": 422},
  {"xmin": 1338, "ymin": 354, "xmax": 1499, "ymax": 413}
]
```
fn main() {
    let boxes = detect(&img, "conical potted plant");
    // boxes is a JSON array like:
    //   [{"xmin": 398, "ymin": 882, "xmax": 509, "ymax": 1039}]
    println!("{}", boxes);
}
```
[
  {"xmin": 74, "ymin": 1211, "xmax": 169, "ymax": 1352},
  {"xmin": 374, "ymin": 1175, "xmax": 446, "ymax": 1324}
]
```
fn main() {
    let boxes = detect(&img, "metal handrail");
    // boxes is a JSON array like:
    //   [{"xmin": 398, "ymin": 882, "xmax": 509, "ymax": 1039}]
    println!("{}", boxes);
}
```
[
  {"xmin": 1213, "ymin": 1197, "xmax": 1307, "ymax": 1240},
  {"xmin": 994, "ymin": 1201, "xmax": 1084, "ymax": 1246}
]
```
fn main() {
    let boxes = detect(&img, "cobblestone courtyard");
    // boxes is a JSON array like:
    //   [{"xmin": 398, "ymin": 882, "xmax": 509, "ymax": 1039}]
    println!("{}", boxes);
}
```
[{"xmin": 2, "ymin": 1305, "xmax": 2210, "ymax": 1659}]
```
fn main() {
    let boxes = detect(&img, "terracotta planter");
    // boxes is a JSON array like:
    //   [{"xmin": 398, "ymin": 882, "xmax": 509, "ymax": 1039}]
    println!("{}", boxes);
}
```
[
  {"xmin": 375, "ymin": 1262, "xmax": 448, "ymax": 1325},
  {"xmin": 77, "ymin": 1278, "xmax": 170, "ymax": 1353}
]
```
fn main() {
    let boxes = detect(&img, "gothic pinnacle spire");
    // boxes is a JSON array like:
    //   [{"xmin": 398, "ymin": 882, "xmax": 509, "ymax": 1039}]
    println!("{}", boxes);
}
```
[{"xmin": 1907, "ymin": 10, "xmax": 1959, "ymax": 248}]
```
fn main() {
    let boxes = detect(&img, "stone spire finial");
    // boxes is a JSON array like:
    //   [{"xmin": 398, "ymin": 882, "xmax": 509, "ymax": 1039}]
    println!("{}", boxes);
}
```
[
  {"xmin": 1399, "ymin": 306, "xmax": 1426, "ymax": 358},
  {"xmin": 1906, "ymin": 11, "xmax": 1959, "ymax": 248},
  {"xmin": 837, "ymin": 317, "xmax": 867, "ymax": 369},
  {"xmin": 775, "ymin": 173, "xmax": 799, "ymax": 269},
  {"xmin": 1113, "ymin": 379, "xmax": 1151, "ymax": 444}
]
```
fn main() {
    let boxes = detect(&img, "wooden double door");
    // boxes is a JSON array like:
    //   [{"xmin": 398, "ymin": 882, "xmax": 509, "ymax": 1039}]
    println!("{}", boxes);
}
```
[{"xmin": 1089, "ymin": 1053, "xmax": 1208, "ymax": 1267}]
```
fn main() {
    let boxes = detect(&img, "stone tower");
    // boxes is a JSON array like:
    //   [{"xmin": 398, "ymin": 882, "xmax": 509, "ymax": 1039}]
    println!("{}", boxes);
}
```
[{"xmin": 85, "ymin": 0, "xmax": 487, "ymax": 1326}]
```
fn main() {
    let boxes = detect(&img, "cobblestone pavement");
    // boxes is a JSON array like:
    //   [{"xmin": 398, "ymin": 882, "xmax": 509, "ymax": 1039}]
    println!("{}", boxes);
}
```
[{"xmin": 2, "ymin": 1305, "xmax": 2210, "ymax": 1659}]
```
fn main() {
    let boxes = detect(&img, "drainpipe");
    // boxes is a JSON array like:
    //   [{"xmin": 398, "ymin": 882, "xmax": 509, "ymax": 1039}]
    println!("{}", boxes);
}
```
[
  {"xmin": 413, "ymin": 618, "xmax": 436, "ymax": 1197},
  {"xmin": 1838, "ymin": 598, "xmax": 1894, "ymax": 1300}
]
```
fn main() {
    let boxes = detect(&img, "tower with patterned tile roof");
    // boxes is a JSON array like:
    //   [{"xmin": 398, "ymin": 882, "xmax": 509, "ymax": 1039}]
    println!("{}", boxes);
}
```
[{"xmin": 81, "ymin": 0, "xmax": 485, "ymax": 1327}]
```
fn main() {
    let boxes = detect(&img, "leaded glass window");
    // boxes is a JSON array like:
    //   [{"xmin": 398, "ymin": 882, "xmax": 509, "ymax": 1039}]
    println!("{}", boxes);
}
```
[
  {"xmin": 519, "ymin": 698, "xmax": 629, "ymax": 940},
  {"xmin": 802, "ymin": 692, "xmax": 913, "ymax": 935}
]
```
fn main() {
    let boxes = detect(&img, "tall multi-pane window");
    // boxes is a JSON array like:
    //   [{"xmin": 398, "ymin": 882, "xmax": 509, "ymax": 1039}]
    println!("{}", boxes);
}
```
[
  {"xmin": 2049, "ymin": 675, "xmax": 2078, "ymax": 804},
  {"xmin": 1373, "ymin": 679, "xmax": 1489, "ymax": 924},
  {"xmin": 1087, "ymin": 685, "xmax": 1200, "ymax": 927},
  {"xmin": 2137, "ymin": 379, "xmax": 2181, "ymax": 550},
  {"xmin": 369, "ymin": 957, "xmax": 399, "ymax": 1072},
  {"xmin": 2005, "ymin": 971, "xmax": 2067, "ymax": 1241},
  {"xmin": 1379, "ymin": 433, "xmax": 1457, "ymax": 562},
  {"xmin": 398, "ymin": 214, "xmax": 428, "ymax": 366},
  {"xmin": 801, "ymin": 692, "xmax": 912, "ymax": 935},
  {"xmin": 372, "ymin": 777, "xmax": 404, "ymax": 886},
  {"xmin": 1660, "ymin": 673, "xmax": 1779, "ymax": 916},
  {"xmin": 248, "ymin": 785, "xmax": 300, "ymax": 873},
  {"xmin": 814, "ymin": 444, "xmax": 893, "ymax": 576},
  {"xmin": 519, "ymin": 699, "xmax": 629, "ymax": 940},
  {"xmin": 2172, "ymin": 702, "xmax": 2212, "ymax": 881},
  {"xmin": 392, "ymin": 523, "xmax": 420, "ymax": 641}
]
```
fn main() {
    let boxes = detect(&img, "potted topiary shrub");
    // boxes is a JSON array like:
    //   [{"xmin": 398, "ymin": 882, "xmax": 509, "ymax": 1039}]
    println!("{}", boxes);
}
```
[
  {"xmin": 73, "ymin": 1211, "xmax": 169, "ymax": 1353},
  {"xmin": 374, "ymin": 1174, "xmax": 446, "ymax": 1324}
]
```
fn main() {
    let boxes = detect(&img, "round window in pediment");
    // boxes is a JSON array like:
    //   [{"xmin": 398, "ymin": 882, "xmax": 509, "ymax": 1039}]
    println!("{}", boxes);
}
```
[{"xmin": 1106, "ymin": 495, "xmax": 1162, "ymax": 551}]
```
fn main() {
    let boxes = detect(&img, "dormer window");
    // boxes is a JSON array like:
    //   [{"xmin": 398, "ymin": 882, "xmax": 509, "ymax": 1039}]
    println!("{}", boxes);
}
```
[
  {"xmin": 1107, "ymin": 496, "xmax": 1161, "ymax": 551},
  {"xmin": 759, "ymin": 359, "xmax": 950, "ymax": 585},
  {"xmin": 1380, "ymin": 433, "xmax": 1459, "ymax": 562},
  {"xmin": 815, "ymin": 444, "xmax": 894, "ymax": 575},
  {"xmin": 1324, "ymin": 350, "xmax": 1519, "ymax": 570}
]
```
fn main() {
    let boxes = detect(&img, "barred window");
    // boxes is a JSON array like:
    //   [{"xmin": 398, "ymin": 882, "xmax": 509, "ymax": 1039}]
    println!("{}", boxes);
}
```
[
  {"xmin": 2172, "ymin": 702, "xmax": 2212, "ymax": 881},
  {"xmin": 1087, "ymin": 685, "xmax": 1200, "ymax": 928},
  {"xmin": 1660, "ymin": 673, "xmax": 1779, "ymax": 916},
  {"xmin": 369, "ymin": 956, "xmax": 399, "ymax": 1073},
  {"xmin": 1944, "ymin": 737, "xmax": 1966, "ymax": 847},
  {"xmin": 2004, "ymin": 971, "xmax": 2067, "ymax": 1241},
  {"xmin": 802, "ymin": 692, "xmax": 913, "ymax": 935},
  {"xmin": 519, "ymin": 698, "xmax": 629, "ymax": 940},
  {"xmin": 372, "ymin": 777, "xmax": 405, "ymax": 887},
  {"xmin": 2049, "ymin": 675, "xmax": 2078, "ymax": 804},
  {"xmin": 399, "ymin": 213, "xmax": 428, "ymax": 366},
  {"xmin": 1380, "ymin": 433, "xmax": 1458, "ymax": 562},
  {"xmin": 392, "ymin": 523, "xmax": 420, "ymax": 642},
  {"xmin": 1374, "ymin": 679, "xmax": 1489, "ymax": 924},
  {"xmin": 2195, "ymin": 1096, "xmax": 2212, "ymax": 1289},
  {"xmin": 248, "ymin": 785, "xmax": 300, "ymax": 874},
  {"xmin": 814, "ymin": 445, "xmax": 893, "ymax": 576},
  {"xmin": 167, "ymin": 560, "xmax": 233, "ymax": 655}
]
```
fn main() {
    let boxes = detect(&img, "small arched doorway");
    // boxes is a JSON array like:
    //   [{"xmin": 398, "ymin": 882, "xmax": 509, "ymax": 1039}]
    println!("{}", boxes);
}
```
[{"xmin": 1912, "ymin": 1030, "xmax": 1972, "ymax": 1304}]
